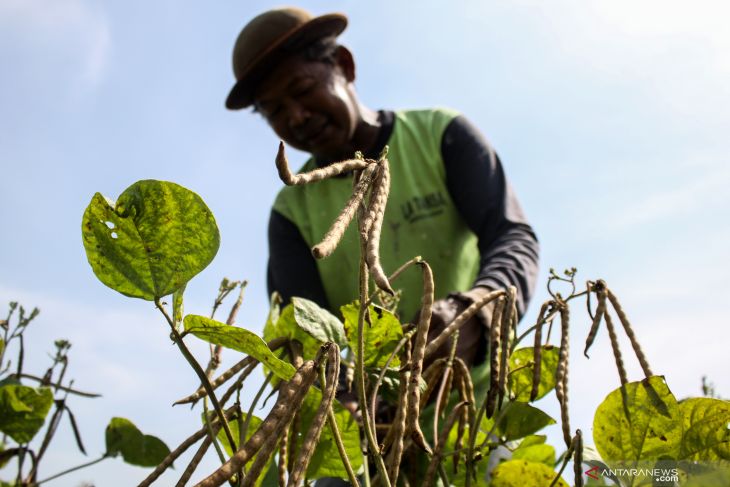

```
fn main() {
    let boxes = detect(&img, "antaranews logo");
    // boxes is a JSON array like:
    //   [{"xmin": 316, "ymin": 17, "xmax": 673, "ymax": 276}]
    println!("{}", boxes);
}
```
[{"xmin": 585, "ymin": 466, "xmax": 680, "ymax": 483}]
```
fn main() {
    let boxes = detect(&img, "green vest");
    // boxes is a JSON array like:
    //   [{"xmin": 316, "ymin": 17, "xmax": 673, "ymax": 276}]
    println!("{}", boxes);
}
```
[{"xmin": 272, "ymin": 108, "xmax": 480, "ymax": 319}]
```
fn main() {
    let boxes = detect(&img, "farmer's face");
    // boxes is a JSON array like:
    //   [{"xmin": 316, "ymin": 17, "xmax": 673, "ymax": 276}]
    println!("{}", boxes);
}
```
[{"xmin": 253, "ymin": 50, "xmax": 359, "ymax": 161}]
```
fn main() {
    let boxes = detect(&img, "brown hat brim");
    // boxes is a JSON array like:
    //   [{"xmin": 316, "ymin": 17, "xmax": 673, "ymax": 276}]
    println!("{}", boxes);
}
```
[{"xmin": 225, "ymin": 13, "xmax": 347, "ymax": 110}]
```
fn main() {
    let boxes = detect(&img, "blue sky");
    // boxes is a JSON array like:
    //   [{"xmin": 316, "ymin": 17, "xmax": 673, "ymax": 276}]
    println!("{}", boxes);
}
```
[{"xmin": 1, "ymin": 0, "xmax": 729, "ymax": 485}]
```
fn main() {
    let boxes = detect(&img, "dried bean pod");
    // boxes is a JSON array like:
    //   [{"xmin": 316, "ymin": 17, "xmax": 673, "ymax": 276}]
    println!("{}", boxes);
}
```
[
  {"xmin": 139, "ymin": 407, "xmax": 237, "ymax": 486},
  {"xmin": 530, "ymin": 302, "xmax": 550, "ymax": 401},
  {"xmin": 385, "ymin": 340, "xmax": 411, "ymax": 485},
  {"xmin": 364, "ymin": 159, "xmax": 394, "ymax": 294},
  {"xmin": 604, "ymin": 312, "xmax": 628, "ymax": 387},
  {"xmin": 573, "ymin": 429, "xmax": 584, "ymax": 487},
  {"xmin": 485, "ymin": 297, "xmax": 505, "ymax": 418},
  {"xmin": 424, "ymin": 289, "xmax": 504, "ymax": 359},
  {"xmin": 554, "ymin": 303, "xmax": 571, "ymax": 448},
  {"xmin": 497, "ymin": 287, "xmax": 516, "ymax": 409},
  {"xmin": 276, "ymin": 142, "xmax": 370, "ymax": 185},
  {"xmin": 584, "ymin": 282, "xmax": 607, "ymax": 358},
  {"xmin": 278, "ymin": 424, "xmax": 288, "ymax": 487},
  {"xmin": 419, "ymin": 359, "xmax": 447, "ymax": 409},
  {"xmin": 406, "ymin": 261, "xmax": 435, "ymax": 454},
  {"xmin": 175, "ymin": 423, "xmax": 220, "ymax": 487},
  {"xmin": 195, "ymin": 361, "xmax": 318, "ymax": 487},
  {"xmin": 424, "ymin": 401, "xmax": 469, "ymax": 487},
  {"xmin": 312, "ymin": 163, "xmax": 378, "ymax": 259},
  {"xmin": 452, "ymin": 358, "xmax": 475, "ymax": 473},
  {"xmin": 606, "ymin": 288, "xmax": 653, "ymax": 377},
  {"xmin": 287, "ymin": 345, "xmax": 340, "ymax": 486}
]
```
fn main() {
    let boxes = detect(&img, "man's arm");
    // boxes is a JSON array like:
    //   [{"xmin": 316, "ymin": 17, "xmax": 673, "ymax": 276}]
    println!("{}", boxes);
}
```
[
  {"xmin": 267, "ymin": 209, "xmax": 329, "ymax": 308},
  {"xmin": 441, "ymin": 114, "xmax": 540, "ymax": 318}
]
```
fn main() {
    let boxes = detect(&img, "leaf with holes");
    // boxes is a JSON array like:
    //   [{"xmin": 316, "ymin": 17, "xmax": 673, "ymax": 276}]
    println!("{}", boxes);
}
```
[
  {"xmin": 184, "ymin": 315, "xmax": 296, "ymax": 381},
  {"xmin": 105, "ymin": 417, "xmax": 170, "ymax": 467},
  {"xmin": 82, "ymin": 180, "xmax": 219, "ymax": 300},
  {"xmin": 593, "ymin": 376, "xmax": 681, "ymax": 465},
  {"xmin": 508, "ymin": 346, "xmax": 559, "ymax": 402},
  {"xmin": 0, "ymin": 384, "xmax": 53, "ymax": 444},
  {"xmin": 679, "ymin": 397, "xmax": 730, "ymax": 461},
  {"xmin": 341, "ymin": 301, "xmax": 403, "ymax": 368}
]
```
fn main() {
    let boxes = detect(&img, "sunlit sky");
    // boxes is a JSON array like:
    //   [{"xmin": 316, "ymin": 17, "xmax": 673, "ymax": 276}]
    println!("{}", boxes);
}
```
[{"xmin": 1, "ymin": 0, "xmax": 729, "ymax": 485}]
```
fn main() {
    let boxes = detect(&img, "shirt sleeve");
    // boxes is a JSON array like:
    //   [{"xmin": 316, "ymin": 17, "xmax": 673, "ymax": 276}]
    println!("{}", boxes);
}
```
[
  {"xmin": 441, "ymin": 115, "xmax": 540, "ymax": 317},
  {"xmin": 267, "ymin": 209, "xmax": 330, "ymax": 309}
]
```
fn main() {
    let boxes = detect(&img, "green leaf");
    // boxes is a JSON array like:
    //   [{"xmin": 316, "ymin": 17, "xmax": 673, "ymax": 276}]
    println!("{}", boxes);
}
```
[
  {"xmin": 683, "ymin": 462, "xmax": 730, "ymax": 486},
  {"xmin": 508, "ymin": 346, "xmax": 559, "ymax": 402},
  {"xmin": 82, "ymin": 180, "xmax": 220, "ymax": 300},
  {"xmin": 491, "ymin": 459, "xmax": 568, "ymax": 487},
  {"xmin": 184, "ymin": 315, "xmax": 295, "ymax": 381},
  {"xmin": 341, "ymin": 301, "xmax": 404, "ymax": 368},
  {"xmin": 511, "ymin": 435, "xmax": 555, "ymax": 466},
  {"xmin": 593, "ymin": 376, "xmax": 681, "ymax": 464},
  {"xmin": 679, "ymin": 397, "xmax": 730, "ymax": 461},
  {"xmin": 0, "ymin": 338, "xmax": 4, "ymax": 358},
  {"xmin": 264, "ymin": 304, "xmax": 322, "ymax": 361},
  {"xmin": 0, "ymin": 385, "xmax": 53, "ymax": 443},
  {"xmin": 483, "ymin": 402, "xmax": 556, "ymax": 441},
  {"xmin": 105, "ymin": 417, "xmax": 170, "ymax": 467},
  {"xmin": 291, "ymin": 297, "xmax": 347, "ymax": 349},
  {"xmin": 294, "ymin": 388, "xmax": 363, "ymax": 480}
]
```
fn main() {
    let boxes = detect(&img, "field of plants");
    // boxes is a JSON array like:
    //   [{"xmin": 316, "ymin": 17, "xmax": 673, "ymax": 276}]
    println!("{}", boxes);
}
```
[{"xmin": 1, "ymin": 145, "xmax": 728, "ymax": 486}]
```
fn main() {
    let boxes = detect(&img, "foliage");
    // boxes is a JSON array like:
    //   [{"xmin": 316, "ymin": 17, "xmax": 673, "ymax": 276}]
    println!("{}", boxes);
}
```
[
  {"xmin": 105, "ymin": 417, "xmax": 170, "ymax": 467},
  {"xmin": 0, "ymin": 301, "xmax": 169, "ymax": 486},
  {"xmin": 69, "ymin": 175, "xmax": 730, "ymax": 486}
]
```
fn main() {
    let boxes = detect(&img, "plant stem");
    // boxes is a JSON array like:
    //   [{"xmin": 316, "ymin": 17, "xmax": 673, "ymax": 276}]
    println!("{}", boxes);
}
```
[
  {"xmin": 15, "ymin": 373, "xmax": 101, "ymax": 398},
  {"xmin": 35, "ymin": 454, "xmax": 108, "ymax": 485},
  {"xmin": 320, "ymin": 365, "xmax": 361, "ymax": 487},
  {"xmin": 356, "ymin": 248, "xmax": 391, "ymax": 487},
  {"xmin": 155, "ymin": 298, "xmax": 237, "ymax": 455}
]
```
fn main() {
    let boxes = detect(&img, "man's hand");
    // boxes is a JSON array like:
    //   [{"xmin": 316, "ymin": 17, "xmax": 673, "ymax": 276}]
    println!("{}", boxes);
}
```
[{"xmin": 423, "ymin": 286, "xmax": 494, "ymax": 368}]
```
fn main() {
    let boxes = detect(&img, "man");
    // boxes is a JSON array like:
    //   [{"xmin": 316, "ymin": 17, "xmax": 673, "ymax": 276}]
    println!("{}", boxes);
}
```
[{"xmin": 226, "ymin": 7, "xmax": 539, "ymax": 368}]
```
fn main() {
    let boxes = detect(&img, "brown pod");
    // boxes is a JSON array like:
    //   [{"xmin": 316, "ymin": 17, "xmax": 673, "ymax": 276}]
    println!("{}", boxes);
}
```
[
  {"xmin": 584, "ymin": 282, "xmax": 607, "ymax": 358},
  {"xmin": 195, "ymin": 361, "xmax": 318, "ymax": 487},
  {"xmin": 486, "ymin": 296, "xmax": 505, "ymax": 418},
  {"xmin": 604, "ymin": 312, "xmax": 628, "ymax": 387},
  {"xmin": 275, "ymin": 142, "xmax": 370, "ymax": 185},
  {"xmin": 287, "ymin": 345, "xmax": 340, "ymax": 487},
  {"xmin": 573, "ymin": 429, "xmax": 584, "ymax": 487},
  {"xmin": 423, "ymin": 289, "xmax": 504, "ymax": 359},
  {"xmin": 606, "ymin": 288, "xmax": 653, "ymax": 378},
  {"xmin": 385, "ymin": 341, "xmax": 411, "ymax": 485},
  {"xmin": 364, "ymin": 159, "xmax": 394, "ymax": 294},
  {"xmin": 530, "ymin": 302, "xmax": 550, "ymax": 401},
  {"xmin": 405, "ymin": 261, "xmax": 435, "ymax": 454},
  {"xmin": 497, "ymin": 287, "xmax": 516, "ymax": 409},
  {"xmin": 311, "ymin": 163, "xmax": 378, "ymax": 259},
  {"xmin": 554, "ymin": 303, "xmax": 571, "ymax": 448}
]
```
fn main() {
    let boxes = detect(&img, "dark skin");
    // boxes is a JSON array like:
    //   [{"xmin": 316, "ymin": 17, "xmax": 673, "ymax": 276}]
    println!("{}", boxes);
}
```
[
  {"xmin": 252, "ymin": 45, "xmax": 491, "ymax": 413},
  {"xmin": 253, "ymin": 46, "xmax": 381, "ymax": 163}
]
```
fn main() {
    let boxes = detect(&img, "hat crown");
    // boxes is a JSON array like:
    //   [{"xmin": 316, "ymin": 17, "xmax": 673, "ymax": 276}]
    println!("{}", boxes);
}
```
[{"xmin": 232, "ymin": 7, "xmax": 312, "ymax": 80}]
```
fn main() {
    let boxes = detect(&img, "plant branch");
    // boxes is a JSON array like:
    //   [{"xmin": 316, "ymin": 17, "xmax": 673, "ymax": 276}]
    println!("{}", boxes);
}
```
[
  {"xmin": 35, "ymin": 454, "xmax": 108, "ymax": 485},
  {"xmin": 155, "ymin": 298, "xmax": 237, "ymax": 455}
]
